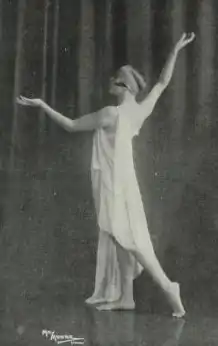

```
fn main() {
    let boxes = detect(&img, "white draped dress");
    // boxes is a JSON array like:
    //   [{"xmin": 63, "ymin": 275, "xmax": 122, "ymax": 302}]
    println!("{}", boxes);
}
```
[{"xmin": 89, "ymin": 99, "xmax": 155, "ymax": 302}]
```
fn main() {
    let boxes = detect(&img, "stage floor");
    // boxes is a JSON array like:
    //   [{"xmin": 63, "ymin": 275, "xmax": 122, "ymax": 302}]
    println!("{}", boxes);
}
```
[{"xmin": 1, "ymin": 284, "xmax": 218, "ymax": 346}]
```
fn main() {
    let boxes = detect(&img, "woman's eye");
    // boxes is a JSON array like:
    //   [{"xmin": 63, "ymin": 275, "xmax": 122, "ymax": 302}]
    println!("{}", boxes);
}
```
[{"xmin": 115, "ymin": 82, "xmax": 127, "ymax": 88}]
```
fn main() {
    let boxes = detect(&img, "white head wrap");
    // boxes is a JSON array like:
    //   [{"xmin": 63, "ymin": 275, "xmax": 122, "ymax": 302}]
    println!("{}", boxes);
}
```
[{"xmin": 118, "ymin": 65, "xmax": 146, "ymax": 95}]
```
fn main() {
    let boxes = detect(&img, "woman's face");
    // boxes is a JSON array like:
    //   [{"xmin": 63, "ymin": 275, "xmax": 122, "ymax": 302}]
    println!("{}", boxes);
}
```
[{"xmin": 109, "ymin": 70, "xmax": 129, "ymax": 96}]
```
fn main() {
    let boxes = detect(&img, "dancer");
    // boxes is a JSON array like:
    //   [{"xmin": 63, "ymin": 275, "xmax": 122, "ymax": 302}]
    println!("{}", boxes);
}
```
[{"xmin": 16, "ymin": 32, "xmax": 195, "ymax": 317}]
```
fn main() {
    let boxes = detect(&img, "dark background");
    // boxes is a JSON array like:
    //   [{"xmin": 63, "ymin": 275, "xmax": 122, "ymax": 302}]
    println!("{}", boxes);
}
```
[{"xmin": 0, "ymin": 0, "xmax": 218, "ymax": 325}]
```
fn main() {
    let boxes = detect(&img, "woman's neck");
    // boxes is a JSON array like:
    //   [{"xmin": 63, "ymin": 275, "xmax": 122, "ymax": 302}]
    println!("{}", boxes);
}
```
[{"xmin": 117, "ymin": 90, "xmax": 135, "ymax": 105}]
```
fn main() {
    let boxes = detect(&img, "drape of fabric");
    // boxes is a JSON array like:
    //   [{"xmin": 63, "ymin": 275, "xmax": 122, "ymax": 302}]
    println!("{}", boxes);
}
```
[{"xmin": 89, "ymin": 100, "xmax": 155, "ymax": 302}]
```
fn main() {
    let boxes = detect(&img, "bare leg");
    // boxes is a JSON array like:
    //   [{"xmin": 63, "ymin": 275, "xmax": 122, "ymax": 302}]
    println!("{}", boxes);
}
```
[
  {"xmin": 132, "ymin": 247, "xmax": 185, "ymax": 318},
  {"xmin": 97, "ymin": 243, "xmax": 135, "ymax": 310},
  {"xmin": 98, "ymin": 239, "xmax": 185, "ymax": 317}
]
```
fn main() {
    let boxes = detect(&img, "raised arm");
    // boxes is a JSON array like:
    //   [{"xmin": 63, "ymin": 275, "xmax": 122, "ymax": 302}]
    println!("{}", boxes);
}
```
[
  {"xmin": 139, "ymin": 32, "xmax": 195, "ymax": 119},
  {"xmin": 16, "ymin": 96, "xmax": 109, "ymax": 132}
]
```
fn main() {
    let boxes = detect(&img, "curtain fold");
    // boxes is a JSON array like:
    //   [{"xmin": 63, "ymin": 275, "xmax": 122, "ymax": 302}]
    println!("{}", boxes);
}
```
[
  {"xmin": 170, "ymin": 0, "xmax": 186, "ymax": 150},
  {"xmin": 196, "ymin": 0, "xmax": 215, "ymax": 133}
]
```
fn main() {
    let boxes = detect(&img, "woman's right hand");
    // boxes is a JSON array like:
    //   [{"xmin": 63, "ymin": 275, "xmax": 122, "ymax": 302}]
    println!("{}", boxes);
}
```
[{"xmin": 16, "ymin": 95, "xmax": 43, "ymax": 108}]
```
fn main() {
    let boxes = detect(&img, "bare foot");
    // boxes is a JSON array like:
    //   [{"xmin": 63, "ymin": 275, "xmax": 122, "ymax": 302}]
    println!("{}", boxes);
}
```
[
  {"xmin": 166, "ymin": 282, "xmax": 186, "ymax": 318},
  {"xmin": 85, "ymin": 296, "xmax": 108, "ymax": 305},
  {"xmin": 96, "ymin": 299, "xmax": 135, "ymax": 311}
]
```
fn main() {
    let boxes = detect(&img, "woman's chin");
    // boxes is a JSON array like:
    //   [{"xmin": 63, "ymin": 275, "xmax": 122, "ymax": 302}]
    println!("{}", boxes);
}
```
[{"xmin": 109, "ymin": 88, "xmax": 119, "ymax": 96}]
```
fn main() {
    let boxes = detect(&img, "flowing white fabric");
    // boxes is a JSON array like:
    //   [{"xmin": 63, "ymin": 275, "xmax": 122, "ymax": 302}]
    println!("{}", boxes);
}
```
[{"xmin": 89, "ymin": 100, "xmax": 155, "ymax": 302}]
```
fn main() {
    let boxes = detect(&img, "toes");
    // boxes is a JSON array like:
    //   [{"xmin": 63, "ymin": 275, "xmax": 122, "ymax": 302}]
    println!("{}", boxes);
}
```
[{"xmin": 172, "ymin": 311, "xmax": 186, "ymax": 319}]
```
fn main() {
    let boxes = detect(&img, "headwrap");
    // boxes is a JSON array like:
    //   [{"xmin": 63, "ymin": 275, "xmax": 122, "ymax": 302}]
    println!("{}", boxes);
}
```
[{"xmin": 118, "ymin": 65, "xmax": 146, "ymax": 95}]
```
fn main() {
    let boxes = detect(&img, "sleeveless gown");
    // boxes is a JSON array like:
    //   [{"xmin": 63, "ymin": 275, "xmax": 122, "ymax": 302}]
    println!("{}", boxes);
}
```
[{"xmin": 89, "ymin": 99, "xmax": 155, "ymax": 302}]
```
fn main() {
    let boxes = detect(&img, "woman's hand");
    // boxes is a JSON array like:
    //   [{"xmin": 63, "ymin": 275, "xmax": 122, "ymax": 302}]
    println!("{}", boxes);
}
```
[
  {"xmin": 175, "ymin": 32, "xmax": 195, "ymax": 52},
  {"xmin": 16, "ymin": 95, "xmax": 43, "ymax": 108}
]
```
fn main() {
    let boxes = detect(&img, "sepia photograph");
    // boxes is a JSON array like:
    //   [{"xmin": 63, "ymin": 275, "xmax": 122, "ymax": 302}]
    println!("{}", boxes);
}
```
[{"xmin": 0, "ymin": 0, "xmax": 218, "ymax": 345}]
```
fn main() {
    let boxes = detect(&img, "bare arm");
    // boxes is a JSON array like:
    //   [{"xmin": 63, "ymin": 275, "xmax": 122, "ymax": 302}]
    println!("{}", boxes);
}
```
[
  {"xmin": 139, "ymin": 32, "xmax": 195, "ymax": 119},
  {"xmin": 16, "ymin": 96, "xmax": 110, "ymax": 132},
  {"xmin": 41, "ymin": 101, "xmax": 101, "ymax": 132}
]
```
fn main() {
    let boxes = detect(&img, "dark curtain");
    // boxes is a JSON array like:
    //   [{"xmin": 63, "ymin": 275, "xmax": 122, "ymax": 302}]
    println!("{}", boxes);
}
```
[{"xmin": 0, "ymin": 0, "xmax": 218, "ymax": 315}]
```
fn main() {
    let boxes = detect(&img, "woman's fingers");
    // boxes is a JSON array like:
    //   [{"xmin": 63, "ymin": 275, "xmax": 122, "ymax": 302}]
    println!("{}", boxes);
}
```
[
  {"xmin": 20, "ymin": 96, "xmax": 31, "ymax": 104},
  {"xmin": 189, "ymin": 32, "xmax": 195, "ymax": 42},
  {"xmin": 16, "ymin": 95, "xmax": 37, "ymax": 106},
  {"xmin": 21, "ymin": 96, "xmax": 31, "ymax": 102},
  {"xmin": 16, "ymin": 96, "xmax": 26, "ymax": 105},
  {"xmin": 16, "ymin": 96, "xmax": 33, "ymax": 106},
  {"xmin": 176, "ymin": 32, "xmax": 195, "ymax": 50},
  {"xmin": 183, "ymin": 32, "xmax": 195, "ymax": 45}
]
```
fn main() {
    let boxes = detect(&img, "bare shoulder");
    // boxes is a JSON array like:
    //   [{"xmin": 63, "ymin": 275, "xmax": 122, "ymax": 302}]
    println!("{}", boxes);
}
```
[
  {"xmin": 101, "ymin": 105, "xmax": 117, "ymax": 116},
  {"xmin": 99, "ymin": 106, "xmax": 118, "ymax": 128}
]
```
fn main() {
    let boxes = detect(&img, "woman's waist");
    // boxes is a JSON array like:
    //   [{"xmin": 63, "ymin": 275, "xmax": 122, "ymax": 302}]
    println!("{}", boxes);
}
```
[{"xmin": 91, "ymin": 167, "xmax": 137, "ymax": 193}]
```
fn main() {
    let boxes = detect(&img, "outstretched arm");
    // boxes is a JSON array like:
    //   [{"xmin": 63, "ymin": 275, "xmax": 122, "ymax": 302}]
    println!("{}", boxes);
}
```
[
  {"xmin": 139, "ymin": 32, "xmax": 195, "ymax": 119},
  {"xmin": 16, "ymin": 96, "xmax": 104, "ymax": 132}
]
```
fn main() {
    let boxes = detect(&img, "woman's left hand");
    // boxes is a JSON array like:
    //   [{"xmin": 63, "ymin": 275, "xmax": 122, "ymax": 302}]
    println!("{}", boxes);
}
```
[{"xmin": 175, "ymin": 32, "xmax": 195, "ymax": 52}]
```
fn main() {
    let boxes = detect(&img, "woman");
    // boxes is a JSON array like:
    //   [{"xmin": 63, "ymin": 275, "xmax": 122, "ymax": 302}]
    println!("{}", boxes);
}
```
[{"xmin": 17, "ymin": 32, "xmax": 195, "ymax": 317}]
